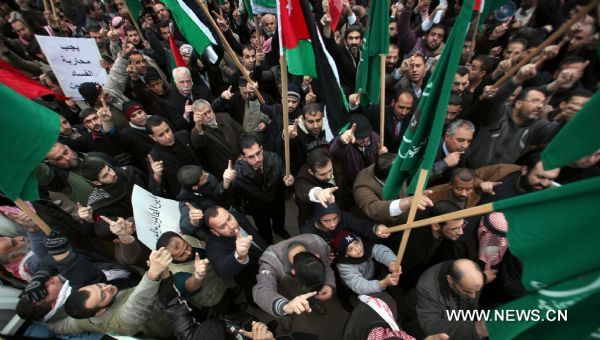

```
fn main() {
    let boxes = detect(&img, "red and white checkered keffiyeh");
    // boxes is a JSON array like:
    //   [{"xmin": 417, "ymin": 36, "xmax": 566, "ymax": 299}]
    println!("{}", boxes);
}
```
[
  {"xmin": 478, "ymin": 212, "xmax": 509, "ymax": 267},
  {"xmin": 0, "ymin": 201, "xmax": 35, "ymax": 217},
  {"xmin": 359, "ymin": 295, "xmax": 415, "ymax": 340},
  {"xmin": 368, "ymin": 327, "xmax": 415, "ymax": 340}
]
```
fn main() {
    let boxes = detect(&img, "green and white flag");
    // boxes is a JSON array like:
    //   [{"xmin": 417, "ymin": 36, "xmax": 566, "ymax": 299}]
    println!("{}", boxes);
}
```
[
  {"xmin": 162, "ymin": 0, "xmax": 218, "ymax": 62},
  {"xmin": 383, "ymin": 0, "xmax": 473, "ymax": 199}
]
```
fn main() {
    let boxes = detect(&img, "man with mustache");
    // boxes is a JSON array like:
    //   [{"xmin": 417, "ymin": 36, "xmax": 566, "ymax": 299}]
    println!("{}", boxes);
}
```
[
  {"xmin": 465, "ymin": 64, "xmax": 562, "ymax": 169},
  {"xmin": 78, "ymin": 108, "xmax": 129, "ymax": 161}
]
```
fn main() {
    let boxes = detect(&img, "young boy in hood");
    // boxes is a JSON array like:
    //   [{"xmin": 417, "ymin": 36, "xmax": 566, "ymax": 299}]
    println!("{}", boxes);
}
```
[{"xmin": 332, "ymin": 231, "xmax": 401, "ymax": 296}]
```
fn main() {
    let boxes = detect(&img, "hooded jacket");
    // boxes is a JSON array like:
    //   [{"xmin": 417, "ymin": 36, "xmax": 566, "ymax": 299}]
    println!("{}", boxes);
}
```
[{"xmin": 299, "ymin": 203, "xmax": 379, "ymax": 243}]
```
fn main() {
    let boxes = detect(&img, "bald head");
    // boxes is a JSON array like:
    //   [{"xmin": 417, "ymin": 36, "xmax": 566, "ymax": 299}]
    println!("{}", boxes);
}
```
[{"xmin": 447, "ymin": 259, "xmax": 484, "ymax": 299}]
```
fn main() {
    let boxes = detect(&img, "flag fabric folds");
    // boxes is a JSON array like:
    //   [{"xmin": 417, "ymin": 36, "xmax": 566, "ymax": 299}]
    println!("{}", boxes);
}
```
[
  {"xmin": 488, "ymin": 176, "xmax": 600, "ymax": 339},
  {"xmin": 276, "ymin": 0, "xmax": 316, "ymax": 77},
  {"xmin": 355, "ymin": 0, "xmax": 389, "ymax": 105},
  {"xmin": 0, "ymin": 60, "xmax": 67, "ymax": 100},
  {"xmin": 383, "ymin": 0, "xmax": 474, "ymax": 199},
  {"xmin": 297, "ymin": 0, "xmax": 349, "ymax": 139},
  {"xmin": 541, "ymin": 91, "xmax": 600, "ymax": 170},
  {"xmin": 124, "ymin": 0, "xmax": 143, "ymax": 21},
  {"xmin": 162, "ymin": 0, "xmax": 217, "ymax": 59},
  {"xmin": 168, "ymin": 32, "xmax": 186, "ymax": 68},
  {"xmin": 0, "ymin": 84, "xmax": 60, "ymax": 201}
]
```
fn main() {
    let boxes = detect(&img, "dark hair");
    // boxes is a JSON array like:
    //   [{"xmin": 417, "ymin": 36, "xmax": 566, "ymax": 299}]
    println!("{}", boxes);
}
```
[
  {"xmin": 124, "ymin": 24, "xmax": 137, "ymax": 33},
  {"xmin": 302, "ymin": 103, "xmax": 323, "ymax": 117},
  {"xmin": 307, "ymin": 148, "xmax": 331, "ymax": 172},
  {"xmin": 129, "ymin": 50, "xmax": 143, "ymax": 60},
  {"xmin": 177, "ymin": 165, "xmax": 204, "ymax": 190},
  {"xmin": 44, "ymin": 70, "xmax": 58, "ymax": 84},
  {"xmin": 565, "ymin": 88, "xmax": 594, "ymax": 101},
  {"xmin": 344, "ymin": 25, "xmax": 364, "ymax": 39},
  {"xmin": 239, "ymin": 134, "xmax": 261, "ymax": 152},
  {"xmin": 156, "ymin": 231, "xmax": 181, "ymax": 250},
  {"xmin": 392, "ymin": 87, "xmax": 415, "ymax": 103},
  {"xmin": 64, "ymin": 289, "xmax": 98, "ymax": 319},
  {"xmin": 158, "ymin": 20, "xmax": 171, "ymax": 29},
  {"xmin": 516, "ymin": 87, "xmax": 544, "ymax": 102},
  {"xmin": 430, "ymin": 200, "xmax": 461, "ymax": 227},
  {"xmin": 450, "ymin": 168, "xmax": 475, "ymax": 184},
  {"xmin": 203, "ymin": 205, "xmax": 223, "ymax": 227},
  {"xmin": 523, "ymin": 151, "xmax": 543, "ymax": 173},
  {"xmin": 85, "ymin": 0, "xmax": 99, "ymax": 14},
  {"xmin": 241, "ymin": 44, "xmax": 255, "ymax": 55},
  {"xmin": 145, "ymin": 115, "xmax": 168, "ymax": 134},
  {"xmin": 429, "ymin": 23, "xmax": 446, "ymax": 34},
  {"xmin": 16, "ymin": 298, "xmax": 53, "ymax": 321},
  {"xmin": 508, "ymin": 37, "xmax": 528, "ymax": 49},
  {"xmin": 455, "ymin": 65, "xmax": 469, "ymax": 77},
  {"xmin": 374, "ymin": 153, "xmax": 397, "ymax": 181},
  {"xmin": 292, "ymin": 251, "xmax": 325, "ymax": 292},
  {"xmin": 87, "ymin": 24, "xmax": 101, "ymax": 33},
  {"xmin": 472, "ymin": 55, "xmax": 494, "ymax": 74},
  {"xmin": 558, "ymin": 55, "xmax": 587, "ymax": 68},
  {"xmin": 79, "ymin": 107, "xmax": 96, "ymax": 121},
  {"xmin": 448, "ymin": 93, "xmax": 463, "ymax": 106}
]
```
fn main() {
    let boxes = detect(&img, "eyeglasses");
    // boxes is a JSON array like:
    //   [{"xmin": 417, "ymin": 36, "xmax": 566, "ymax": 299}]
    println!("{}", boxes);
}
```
[{"xmin": 520, "ymin": 98, "xmax": 545, "ymax": 105}]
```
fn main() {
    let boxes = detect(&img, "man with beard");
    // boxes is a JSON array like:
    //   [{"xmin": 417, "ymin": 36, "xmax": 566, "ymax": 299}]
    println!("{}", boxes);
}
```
[
  {"xmin": 413, "ymin": 259, "xmax": 487, "ymax": 339},
  {"xmin": 287, "ymin": 103, "xmax": 330, "ymax": 175},
  {"xmin": 260, "ymin": 14, "xmax": 277, "ymax": 37},
  {"xmin": 131, "ymin": 68, "xmax": 171, "ymax": 120},
  {"xmin": 78, "ymin": 108, "xmax": 130, "ymax": 163},
  {"xmin": 58, "ymin": 114, "xmax": 88, "ymax": 153},
  {"xmin": 168, "ymin": 67, "xmax": 214, "ymax": 131},
  {"xmin": 190, "ymin": 98, "xmax": 243, "ymax": 176},
  {"xmin": 396, "ymin": 0, "xmax": 446, "ymax": 72},
  {"xmin": 465, "ymin": 64, "xmax": 561, "ymax": 168},
  {"xmin": 478, "ymin": 154, "xmax": 561, "ymax": 204},
  {"xmin": 322, "ymin": 16, "xmax": 363, "ymax": 94},
  {"xmin": 36, "ymin": 142, "xmax": 110, "ymax": 205},
  {"xmin": 386, "ymin": 43, "xmax": 400, "ymax": 75},
  {"xmin": 428, "ymin": 120, "xmax": 475, "ymax": 186}
]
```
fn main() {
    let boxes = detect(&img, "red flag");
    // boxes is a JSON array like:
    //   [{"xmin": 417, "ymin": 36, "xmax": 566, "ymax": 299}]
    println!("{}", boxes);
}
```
[
  {"xmin": 0, "ymin": 60, "xmax": 67, "ymax": 100},
  {"xmin": 474, "ymin": 0, "xmax": 483, "ymax": 11},
  {"xmin": 168, "ymin": 32, "xmax": 186, "ymax": 67},
  {"xmin": 329, "ymin": 0, "xmax": 343, "ymax": 31}
]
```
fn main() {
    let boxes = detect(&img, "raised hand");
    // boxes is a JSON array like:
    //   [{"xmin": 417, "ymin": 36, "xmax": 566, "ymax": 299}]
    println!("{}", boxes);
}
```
[
  {"xmin": 283, "ymin": 291, "xmax": 317, "ymax": 315},
  {"xmin": 340, "ymin": 123, "xmax": 357, "ymax": 144},
  {"xmin": 148, "ymin": 155, "xmax": 164, "ymax": 183},
  {"xmin": 235, "ymin": 230, "xmax": 253, "ymax": 260},
  {"xmin": 193, "ymin": 252, "xmax": 209, "ymax": 280},
  {"xmin": 348, "ymin": 89, "xmax": 361, "ymax": 108},
  {"xmin": 185, "ymin": 202, "xmax": 204, "ymax": 227},
  {"xmin": 287, "ymin": 119, "xmax": 299, "ymax": 139},
  {"xmin": 479, "ymin": 181, "xmax": 502, "ymax": 195},
  {"xmin": 305, "ymin": 84, "xmax": 317, "ymax": 104},
  {"xmin": 443, "ymin": 151, "xmax": 462, "ymax": 167},
  {"xmin": 223, "ymin": 160, "xmax": 237, "ymax": 189},
  {"xmin": 76, "ymin": 202, "xmax": 94, "ymax": 223},
  {"xmin": 315, "ymin": 187, "xmax": 338, "ymax": 207},
  {"xmin": 221, "ymin": 85, "xmax": 233, "ymax": 100},
  {"xmin": 147, "ymin": 247, "xmax": 173, "ymax": 281},
  {"xmin": 375, "ymin": 224, "xmax": 390, "ymax": 238},
  {"xmin": 283, "ymin": 174, "xmax": 294, "ymax": 187}
]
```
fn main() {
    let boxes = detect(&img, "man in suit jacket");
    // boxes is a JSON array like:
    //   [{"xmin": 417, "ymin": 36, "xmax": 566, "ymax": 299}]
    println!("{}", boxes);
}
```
[{"xmin": 168, "ymin": 67, "xmax": 214, "ymax": 131}]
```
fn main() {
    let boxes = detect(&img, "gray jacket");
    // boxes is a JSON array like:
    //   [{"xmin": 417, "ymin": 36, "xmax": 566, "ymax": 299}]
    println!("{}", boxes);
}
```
[
  {"xmin": 337, "ymin": 241, "xmax": 396, "ymax": 295},
  {"xmin": 252, "ymin": 234, "xmax": 336, "ymax": 317},
  {"xmin": 416, "ymin": 261, "xmax": 480, "ymax": 340}
]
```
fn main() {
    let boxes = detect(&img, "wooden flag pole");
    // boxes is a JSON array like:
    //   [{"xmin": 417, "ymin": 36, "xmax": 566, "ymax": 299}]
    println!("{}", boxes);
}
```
[
  {"xmin": 492, "ymin": 0, "xmax": 599, "ymax": 88},
  {"xmin": 395, "ymin": 168, "xmax": 428, "ymax": 264},
  {"xmin": 280, "ymin": 54, "xmax": 291, "ymax": 176},
  {"xmin": 197, "ymin": 0, "xmax": 266, "ymax": 104},
  {"xmin": 123, "ymin": 1, "xmax": 148, "ymax": 43},
  {"xmin": 14, "ymin": 198, "xmax": 52, "ymax": 235},
  {"xmin": 49, "ymin": 0, "xmax": 57, "ymax": 20},
  {"xmin": 387, "ymin": 203, "xmax": 494, "ymax": 234},
  {"xmin": 379, "ymin": 54, "xmax": 386, "ymax": 148}
]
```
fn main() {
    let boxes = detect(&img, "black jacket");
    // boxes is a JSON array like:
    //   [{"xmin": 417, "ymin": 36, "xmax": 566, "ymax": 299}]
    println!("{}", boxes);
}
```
[
  {"xmin": 232, "ymin": 150, "xmax": 285, "ymax": 205},
  {"xmin": 167, "ymin": 84, "xmax": 215, "ymax": 131},
  {"xmin": 300, "ymin": 203, "xmax": 378, "ymax": 243}
]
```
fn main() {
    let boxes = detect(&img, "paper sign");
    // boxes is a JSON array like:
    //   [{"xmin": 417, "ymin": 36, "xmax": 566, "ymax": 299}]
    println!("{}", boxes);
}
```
[
  {"xmin": 131, "ymin": 185, "xmax": 181, "ymax": 250},
  {"xmin": 35, "ymin": 35, "xmax": 107, "ymax": 100}
]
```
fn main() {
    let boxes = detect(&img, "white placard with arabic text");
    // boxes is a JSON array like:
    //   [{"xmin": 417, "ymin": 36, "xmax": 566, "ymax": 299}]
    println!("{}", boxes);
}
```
[
  {"xmin": 131, "ymin": 185, "xmax": 181, "ymax": 250},
  {"xmin": 35, "ymin": 35, "xmax": 107, "ymax": 100}
]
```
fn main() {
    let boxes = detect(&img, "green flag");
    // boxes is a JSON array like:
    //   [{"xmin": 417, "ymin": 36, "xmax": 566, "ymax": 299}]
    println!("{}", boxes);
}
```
[
  {"xmin": 383, "ymin": 0, "xmax": 473, "ymax": 199},
  {"xmin": 488, "ymin": 176, "xmax": 600, "ymax": 338},
  {"xmin": 124, "ymin": 0, "xmax": 143, "ymax": 22},
  {"xmin": 252, "ymin": 0, "xmax": 276, "ymax": 13},
  {"xmin": 162, "ymin": 0, "xmax": 217, "ymax": 58},
  {"xmin": 355, "ymin": 0, "xmax": 389, "ymax": 105},
  {"xmin": 0, "ymin": 84, "xmax": 60, "ymax": 201},
  {"xmin": 541, "ymin": 91, "xmax": 600, "ymax": 170}
]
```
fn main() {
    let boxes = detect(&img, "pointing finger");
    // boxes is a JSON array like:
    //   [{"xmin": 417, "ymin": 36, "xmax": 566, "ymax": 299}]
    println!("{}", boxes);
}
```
[
  {"xmin": 99, "ymin": 215, "xmax": 113, "ymax": 224},
  {"xmin": 227, "ymin": 160, "xmax": 232, "ymax": 170},
  {"xmin": 185, "ymin": 202, "xmax": 195, "ymax": 210},
  {"xmin": 357, "ymin": 88, "xmax": 362, "ymax": 96},
  {"xmin": 350, "ymin": 123, "xmax": 357, "ymax": 133},
  {"xmin": 301, "ymin": 291, "xmax": 318, "ymax": 299}
]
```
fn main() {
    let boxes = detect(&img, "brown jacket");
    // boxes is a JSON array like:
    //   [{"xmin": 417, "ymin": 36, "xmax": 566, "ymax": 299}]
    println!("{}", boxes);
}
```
[
  {"xmin": 428, "ymin": 164, "xmax": 521, "ymax": 207},
  {"xmin": 353, "ymin": 165, "xmax": 405, "ymax": 226}
]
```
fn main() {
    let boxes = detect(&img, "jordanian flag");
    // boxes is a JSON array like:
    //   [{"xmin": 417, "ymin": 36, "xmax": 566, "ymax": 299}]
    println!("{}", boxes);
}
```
[
  {"xmin": 284, "ymin": 0, "xmax": 349, "ymax": 139},
  {"xmin": 541, "ymin": 91, "xmax": 600, "ymax": 170},
  {"xmin": 162, "ymin": 0, "xmax": 217, "ymax": 60},
  {"xmin": 487, "ymin": 176, "xmax": 600, "ymax": 338},
  {"xmin": 252, "ymin": 0, "xmax": 277, "ymax": 13},
  {"xmin": 355, "ymin": 0, "xmax": 389, "ymax": 105},
  {"xmin": 383, "ymin": 0, "xmax": 473, "ymax": 199},
  {"xmin": 0, "ymin": 84, "xmax": 60, "ymax": 201},
  {"xmin": 276, "ymin": 0, "xmax": 315, "ymax": 77}
]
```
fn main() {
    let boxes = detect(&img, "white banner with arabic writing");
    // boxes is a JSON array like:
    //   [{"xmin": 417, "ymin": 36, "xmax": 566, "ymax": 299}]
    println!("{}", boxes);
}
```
[
  {"xmin": 131, "ymin": 185, "xmax": 181, "ymax": 250},
  {"xmin": 35, "ymin": 35, "xmax": 107, "ymax": 100}
]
